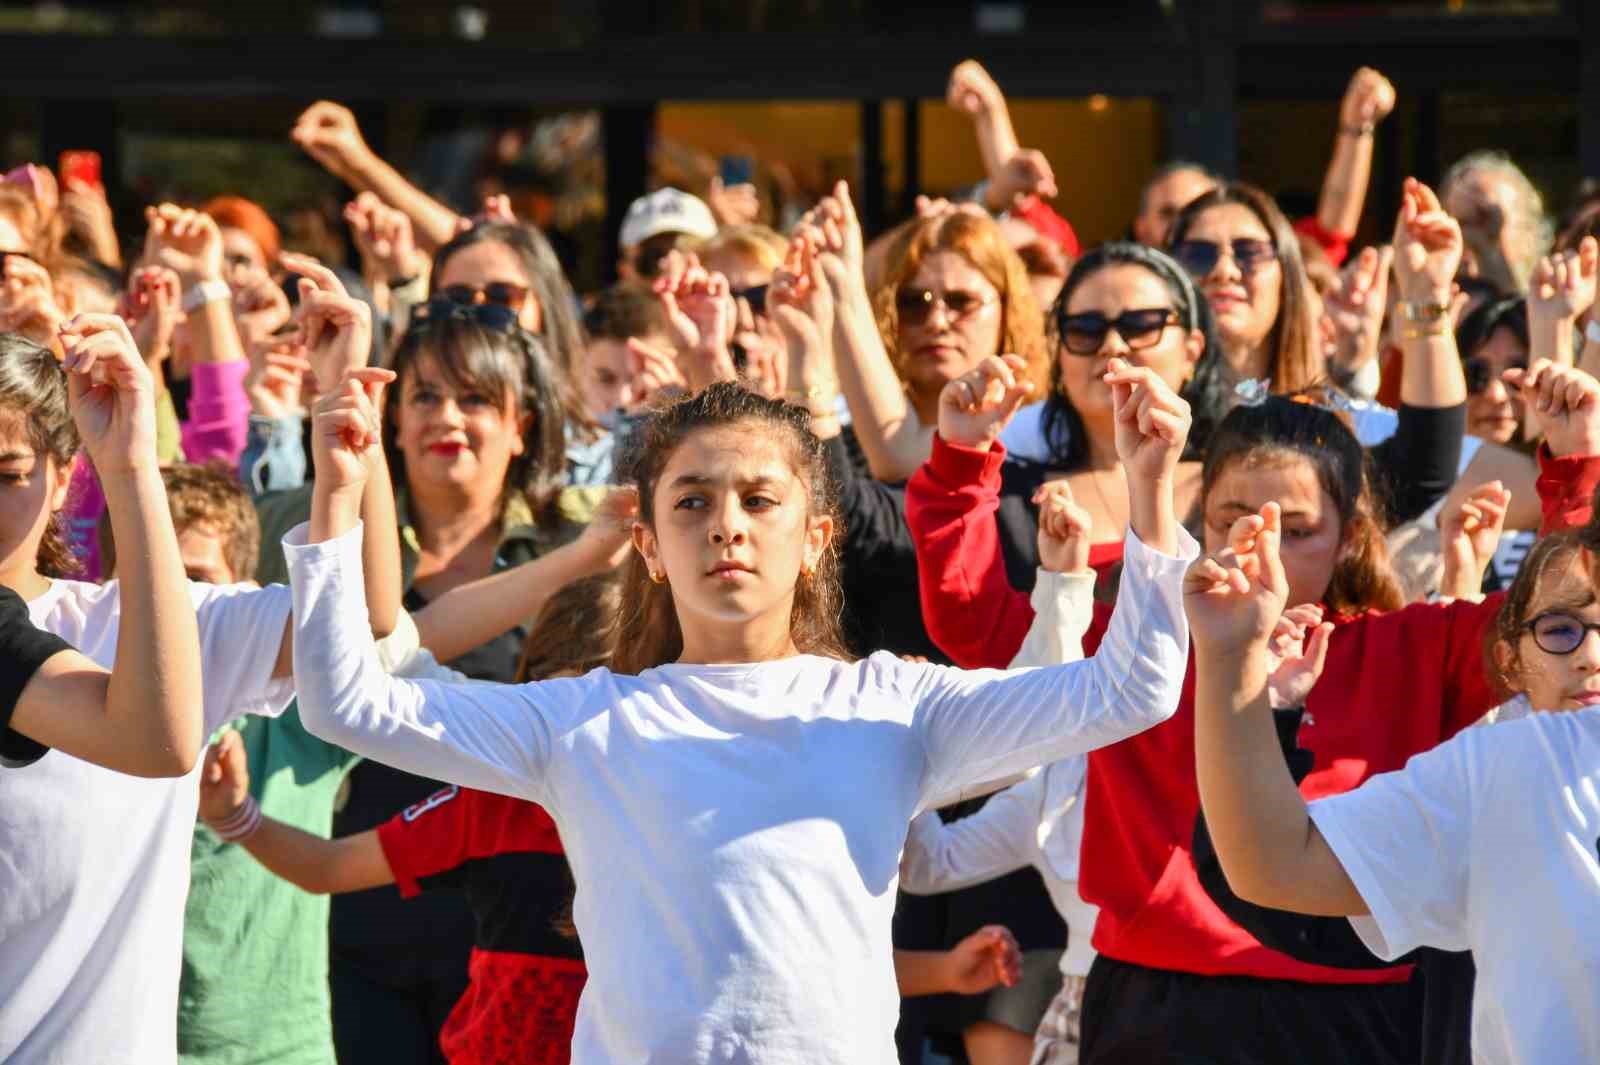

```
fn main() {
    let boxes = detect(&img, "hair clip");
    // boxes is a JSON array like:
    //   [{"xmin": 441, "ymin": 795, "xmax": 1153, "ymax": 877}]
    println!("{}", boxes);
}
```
[
  {"xmin": 1233, "ymin": 378, "xmax": 1271, "ymax": 407},
  {"xmin": 1288, "ymin": 386, "xmax": 1361, "ymax": 415}
]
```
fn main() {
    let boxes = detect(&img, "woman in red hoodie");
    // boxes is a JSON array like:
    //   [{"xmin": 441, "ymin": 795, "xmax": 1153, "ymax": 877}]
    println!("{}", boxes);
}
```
[{"xmin": 909, "ymin": 346, "xmax": 1600, "ymax": 1061}]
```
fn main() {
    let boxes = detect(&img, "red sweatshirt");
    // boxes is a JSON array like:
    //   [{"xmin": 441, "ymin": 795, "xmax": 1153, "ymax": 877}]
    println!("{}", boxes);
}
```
[{"xmin": 905, "ymin": 433, "xmax": 1598, "ymax": 980}]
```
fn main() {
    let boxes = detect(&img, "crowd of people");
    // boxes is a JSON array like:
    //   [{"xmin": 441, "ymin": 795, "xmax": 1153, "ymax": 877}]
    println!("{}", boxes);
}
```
[{"xmin": 0, "ymin": 57, "xmax": 1597, "ymax": 1065}]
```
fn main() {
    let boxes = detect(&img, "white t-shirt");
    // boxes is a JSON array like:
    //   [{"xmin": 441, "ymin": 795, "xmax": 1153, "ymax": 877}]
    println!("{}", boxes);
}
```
[
  {"xmin": 1309, "ymin": 708, "xmax": 1600, "ymax": 1065},
  {"xmin": 284, "ymin": 521, "xmax": 1195, "ymax": 1064},
  {"xmin": 0, "ymin": 578, "xmax": 293, "ymax": 1065}
]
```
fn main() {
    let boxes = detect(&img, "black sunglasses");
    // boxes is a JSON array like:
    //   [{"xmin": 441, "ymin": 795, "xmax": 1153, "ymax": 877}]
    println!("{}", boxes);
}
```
[
  {"xmin": 1171, "ymin": 238, "xmax": 1278, "ymax": 278},
  {"xmin": 1057, "ymin": 307, "xmax": 1179, "ymax": 356},
  {"xmin": 409, "ymin": 295, "xmax": 522, "ymax": 335},
  {"xmin": 895, "ymin": 287, "xmax": 996, "ymax": 326},
  {"xmin": 439, "ymin": 281, "xmax": 531, "ymax": 312},
  {"xmin": 733, "ymin": 284, "xmax": 768, "ymax": 316},
  {"xmin": 1525, "ymin": 611, "xmax": 1600, "ymax": 656},
  {"xmin": 1462, "ymin": 355, "xmax": 1527, "ymax": 395}
]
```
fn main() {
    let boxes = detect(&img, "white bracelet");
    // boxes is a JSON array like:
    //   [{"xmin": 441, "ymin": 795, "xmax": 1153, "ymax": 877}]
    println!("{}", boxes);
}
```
[
  {"xmin": 1585, "ymin": 319, "xmax": 1600, "ymax": 347},
  {"xmin": 182, "ymin": 279, "xmax": 231, "ymax": 314},
  {"xmin": 207, "ymin": 794, "xmax": 261, "ymax": 842}
]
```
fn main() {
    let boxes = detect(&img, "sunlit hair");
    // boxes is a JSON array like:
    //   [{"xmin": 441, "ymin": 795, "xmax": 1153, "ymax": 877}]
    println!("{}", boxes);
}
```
[
  {"xmin": 872, "ymin": 211, "xmax": 1050, "ymax": 397},
  {"xmin": 1202, "ymin": 394, "xmax": 1404, "ymax": 615},
  {"xmin": 697, "ymin": 225, "xmax": 787, "ymax": 275},
  {"xmin": 0, "ymin": 333, "xmax": 77, "ymax": 576},
  {"xmin": 611, "ymin": 382, "xmax": 849, "ymax": 674},
  {"xmin": 516, "ymin": 572, "xmax": 622, "ymax": 683},
  {"xmin": 385, "ymin": 314, "xmax": 567, "ymax": 522},
  {"xmin": 1442, "ymin": 150, "xmax": 1553, "ymax": 291},
  {"xmin": 1169, "ymin": 182, "xmax": 1323, "ymax": 395},
  {"xmin": 432, "ymin": 222, "xmax": 591, "ymax": 431},
  {"xmin": 1040, "ymin": 241, "xmax": 1229, "ymax": 471},
  {"xmin": 1485, "ymin": 533, "xmax": 1589, "ymax": 700},
  {"xmin": 202, "ymin": 195, "xmax": 282, "ymax": 265},
  {"xmin": 99, "ymin": 463, "xmax": 261, "ymax": 582},
  {"xmin": 0, "ymin": 185, "xmax": 46, "ymax": 262}
]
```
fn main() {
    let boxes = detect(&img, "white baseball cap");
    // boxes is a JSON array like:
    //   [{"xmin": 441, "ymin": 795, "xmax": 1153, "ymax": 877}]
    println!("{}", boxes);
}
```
[{"xmin": 619, "ymin": 187, "xmax": 718, "ymax": 249}]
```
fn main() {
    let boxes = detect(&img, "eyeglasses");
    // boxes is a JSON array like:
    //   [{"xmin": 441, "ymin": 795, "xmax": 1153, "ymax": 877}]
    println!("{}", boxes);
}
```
[
  {"xmin": 895, "ymin": 287, "xmax": 997, "ymax": 326},
  {"xmin": 1058, "ymin": 307, "xmax": 1180, "ymax": 356},
  {"xmin": 733, "ymin": 284, "xmax": 768, "ymax": 316},
  {"xmin": 439, "ymin": 281, "xmax": 531, "ymax": 312},
  {"xmin": 408, "ymin": 295, "xmax": 522, "ymax": 335},
  {"xmin": 1172, "ymin": 238, "xmax": 1279, "ymax": 278},
  {"xmin": 1525, "ymin": 611, "xmax": 1600, "ymax": 656},
  {"xmin": 1462, "ymin": 355, "xmax": 1527, "ymax": 395}
]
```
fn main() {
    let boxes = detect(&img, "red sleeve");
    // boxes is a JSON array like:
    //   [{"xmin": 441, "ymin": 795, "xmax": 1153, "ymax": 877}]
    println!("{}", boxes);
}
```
[
  {"xmin": 1536, "ymin": 445, "xmax": 1600, "ymax": 535},
  {"xmin": 904, "ymin": 435, "xmax": 1034, "ymax": 668},
  {"xmin": 1437, "ymin": 593, "xmax": 1509, "ymax": 737},
  {"xmin": 1293, "ymin": 215, "xmax": 1351, "ymax": 269},
  {"xmin": 1012, "ymin": 196, "xmax": 1080, "ymax": 259},
  {"xmin": 375, "ymin": 785, "xmax": 477, "ymax": 899}
]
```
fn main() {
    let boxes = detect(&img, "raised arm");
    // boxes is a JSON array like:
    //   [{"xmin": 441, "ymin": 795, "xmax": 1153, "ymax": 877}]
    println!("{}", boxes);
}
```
[
  {"xmin": 198, "ymin": 729, "xmax": 394, "ymax": 894},
  {"xmin": 1527, "ymin": 238, "xmax": 1598, "ymax": 368},
  {"xmin": 292, "ymin": 102, "xmax": 462, "ymax": 251},
  {"xmin": 1189, "ymin": 502, "xmax": 1366, "ymax": 916},
  {"xmin": 1309, "ymin": 69, "xmax": 1395, "ymax": 257},
  {"xmin": 7, "ymin": 315, "xmax": 205, "ymax": 777}
]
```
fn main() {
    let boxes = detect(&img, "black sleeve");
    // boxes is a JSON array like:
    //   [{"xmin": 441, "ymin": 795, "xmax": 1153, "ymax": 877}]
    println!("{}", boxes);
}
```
[
  {"xmin": 0, "ymin": 586, "xmax": 76, "ymax": 768},
  {"xmin": 1191, "ymin": 707, "xmax": 1417, "ymax": 970},
  {"xmin": 1368, "ymin": 403, "xmax": 1467, "ymax": 526},
  {"xmin": 826, "ymin": 434, "xmax": 911, "ymax": 569}
]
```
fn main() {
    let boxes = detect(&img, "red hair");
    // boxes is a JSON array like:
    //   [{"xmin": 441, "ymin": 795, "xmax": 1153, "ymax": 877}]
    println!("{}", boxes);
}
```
[{"xmin": 202, "ymin": 196, "xmax": 281, "ymax": 265}]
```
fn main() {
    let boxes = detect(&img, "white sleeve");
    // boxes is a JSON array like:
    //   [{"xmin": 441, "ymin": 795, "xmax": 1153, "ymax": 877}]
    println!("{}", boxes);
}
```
[
  {"xmin": 282, "ymin": 521, "xmax": 569, "ymax": 807},
  {"xmin": 905, "ymin": 526, "xmax": 1196, "ymax": 809},
  {"xmin": 1008, "ymin": 569, "xmax": 1096, "ymax": 669},
  {"xmin": 192, "ymin": 581, "xmax": 295, "ymax": 733},
  {"xmin": 1308, "ymin": 731, "xmax": 1480, "ymax": 959},
  {"xmin": 900, "ymin": 774, "xmax": 1043, "ymax": 895}
]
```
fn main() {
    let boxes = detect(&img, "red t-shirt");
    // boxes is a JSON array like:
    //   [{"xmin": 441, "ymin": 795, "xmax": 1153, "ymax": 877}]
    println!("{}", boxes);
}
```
[{"xmin": 377, "ymin": 786, "xmax": 584, "ymax": 1065}]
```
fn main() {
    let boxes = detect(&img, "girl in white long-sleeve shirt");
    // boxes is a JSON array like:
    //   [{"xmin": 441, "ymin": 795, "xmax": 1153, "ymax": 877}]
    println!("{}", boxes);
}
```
[
  {"xmin": 285, "ymin": 354, "xmax": 1199, "ymax": 1065},
  {"xmin": 901, "ymin": 479, "xmax": 1101, "ymax": 1065}
]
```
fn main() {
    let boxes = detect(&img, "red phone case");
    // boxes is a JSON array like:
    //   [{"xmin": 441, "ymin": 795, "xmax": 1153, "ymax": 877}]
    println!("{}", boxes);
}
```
[{"xmin": 59, "ymin": 151, "xmax": 102, "ymax": 191}]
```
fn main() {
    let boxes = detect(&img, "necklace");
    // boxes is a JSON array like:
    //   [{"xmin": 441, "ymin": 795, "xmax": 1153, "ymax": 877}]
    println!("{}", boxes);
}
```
[{"xmin": 1080, "ymin": 464, "xmax": 1128, "ymax": 529}]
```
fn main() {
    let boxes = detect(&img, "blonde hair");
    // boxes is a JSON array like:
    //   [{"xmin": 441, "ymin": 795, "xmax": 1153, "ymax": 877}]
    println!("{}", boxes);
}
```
[
  {"xmin": 871, "ymin": 211, "xmax": 1049, "ymax": 396},
  {"xmin": 696, "ymin": 224, "xmax": 787, "ymax": 275}
]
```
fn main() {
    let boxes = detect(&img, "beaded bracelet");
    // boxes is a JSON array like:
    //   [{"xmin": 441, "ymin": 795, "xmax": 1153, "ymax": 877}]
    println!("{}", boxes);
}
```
[{"xmin": 207, "ymin": 794, "xmax": 262, "ymax": 843}]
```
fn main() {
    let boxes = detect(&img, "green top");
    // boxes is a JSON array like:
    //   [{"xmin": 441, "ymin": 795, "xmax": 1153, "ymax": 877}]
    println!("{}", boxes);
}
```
[{"xmin": 178, "ymin": 708, "xmax": 359, "ymax": 1065}]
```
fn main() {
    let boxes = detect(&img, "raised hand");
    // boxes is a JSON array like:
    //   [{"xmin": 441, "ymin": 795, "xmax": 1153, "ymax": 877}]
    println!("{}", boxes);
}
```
[
  {"xmin": 626, "ymin": 337, "xmax": 689, "ymax": 409},
  {"xmin": 771, "ymin": 232, "xmax": 837, "ymax": 408},
  {"xmin": 1104, "ymin": 357, "xmax": 1192, "ymax": 482},
  {"xmin": 1323, "ymin": 245, "xmax": 1393, "ymax": 377},
  {"xmin": 310, "ymin": 367, "xmax": 393, "ymax": 494},
  {"xmin": 1392, "ymin": 178, "xmax": 1463, "ymax": 306},
  {"xmin": 1339, "ymin": 67, "xmax": 1396, "ymax": 130},
  {"xmin": 937, "ymin": 353, "xmax": 1035, "ymax": 451},
  {"xmin": 454, "ymin": 193, "xmax": 518, "ymax": 234},
  {"xmin": 142, "ymin": 203, "xmax": 224, "ymax": 287},
  {"xmin": 1265, "ymin": 604, "xmax": 1333, "ymax": 709},
  {"xmin": 0, "ymin": 252, "xmax": 65, "ymax": 344},
  {"xmin": 1184, "ymin": 502, "xmax": 1289, "ymax": 658},
  {"xmin": 803, "ymin": 181, "xmax": 866, "ymax": 281},
  {"xmin": 1439, "ymin": 480, "xmax": 1511, "ymax": 601},
  {"xmin": 57, "ymin": 314, "xmax": 159, "ymax": 472},
  {"xmin": 244, "ymin": 335, "xmax": 312, "ymax": 420},
  {"xmin": 119, "ymin": 265, "xmax": 182, "ymax": 367},
  {"xmin": 197, "ymin": 729, "xmax": 251, "ymax": 827},
  {"xmin": 1033, "ymin": 480, "xmax": 1092, "ymax": 575},
  {"xmin": 654, "ymin": 250, "xmax": 737, "ymax": 390},
  {"xmin": 1504, "ymin": 359, "xmax": 1600, "ymax": 458},
  {"xmin": 231, "ymin": 276, "xmax": 293, "ymax": 352},
  {"xmin": 576, "ymin": 485, "xmax": 639, "ymax": 571},
  {"xmin": 345, "ymin": 192, "xmax": 427, "ymax": 284},
  {"xmin": 988, "ymin": 148, "xmax": 1058, "ymax": 208},
  {"xmin": 707, "ymin": 175, "xmax": 760, "ymax": 227},
  {"xmin": 60, "ymin": 177, "xmax": 121, "ymax": 269},
  {"xmin": 941, "ymin": 925, "xmax": 1021, "ymax": 995},
  {"xmin": 947, "ymin": 60, "xmax": 1006, "ymax": 116},
  {"xmin": 1529, "ymin": 237, "xmax": 1599, "ymax": 325},
  {"xmin": 291, "ymin": 101, "xmax": 372, "ymax": 178},
  {"xmin": 280, "ymin": 251, "xmax": 372, "ymax": 394}
]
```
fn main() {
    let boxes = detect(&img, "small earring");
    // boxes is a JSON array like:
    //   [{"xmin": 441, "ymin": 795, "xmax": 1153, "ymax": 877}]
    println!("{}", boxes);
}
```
[
  {"xmin": 650, "ymin": 570, "xmax": 666, "ymax": 585},
  {"xmin": 800, "ymin": 564, "xmax": 814, "ymax": 579}
]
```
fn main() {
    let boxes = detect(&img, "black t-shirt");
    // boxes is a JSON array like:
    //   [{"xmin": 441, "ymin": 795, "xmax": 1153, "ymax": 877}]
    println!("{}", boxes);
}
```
[{"xmin": 0, "ymin": 585, "xmax": 75, "ymax": 767}]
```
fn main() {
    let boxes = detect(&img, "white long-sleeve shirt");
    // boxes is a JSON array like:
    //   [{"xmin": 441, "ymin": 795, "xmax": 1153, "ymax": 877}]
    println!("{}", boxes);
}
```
[
  {"xmin": 284, "ymin": 522, "xmax": 1195, "ymax": 1065},
  {"xmin": 901, "ymin": 567, "xmax": 1101, "ymax": 977}
]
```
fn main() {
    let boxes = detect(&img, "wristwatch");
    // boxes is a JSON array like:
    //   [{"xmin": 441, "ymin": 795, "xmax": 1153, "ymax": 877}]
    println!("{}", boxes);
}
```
[{"xmin": 182, "ymin": 279, "xmax": 231, "ymax": 313}]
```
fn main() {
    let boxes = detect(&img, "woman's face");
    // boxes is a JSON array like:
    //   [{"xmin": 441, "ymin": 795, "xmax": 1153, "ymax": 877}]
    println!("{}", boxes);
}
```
[
  {"xmin": 0, "ymin": 413, "xmax": 71, "ymax": 576},
  {"xmin": 1203, "ymin": 454, "xmax": 1345, "ymax": 609},
  {"xmin": 634, "ymin": 422, "xmax": 831, "ymax": 638},
  {"xmin": 896, "ymin": 250, "xmax": 1004, "ymax": 400},
  {"xmin": 1058, "ymin": 263, "xmax": 1200, "ymax": 424},
  {"xmin": 1503, "ymin": 558, "xmax": 1600, "ymax": 712},
  {"xmin": 1465, "ymin": 325, "xmax": 1528, "ymax": 444},
  {"xmin": 220, "ymin": 228, "xmax": 270, "ymax": 287},
  {"xmin": 437, "ymin": 241, "xmax": 544, "ymax": 335},
  {"xmin": 392, "ymin": 355, "xmax": 526, "ymax": 498},
  {"xmin": 1182, "ymin": 204, "xmax": 1282, "ymax": 363}
]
